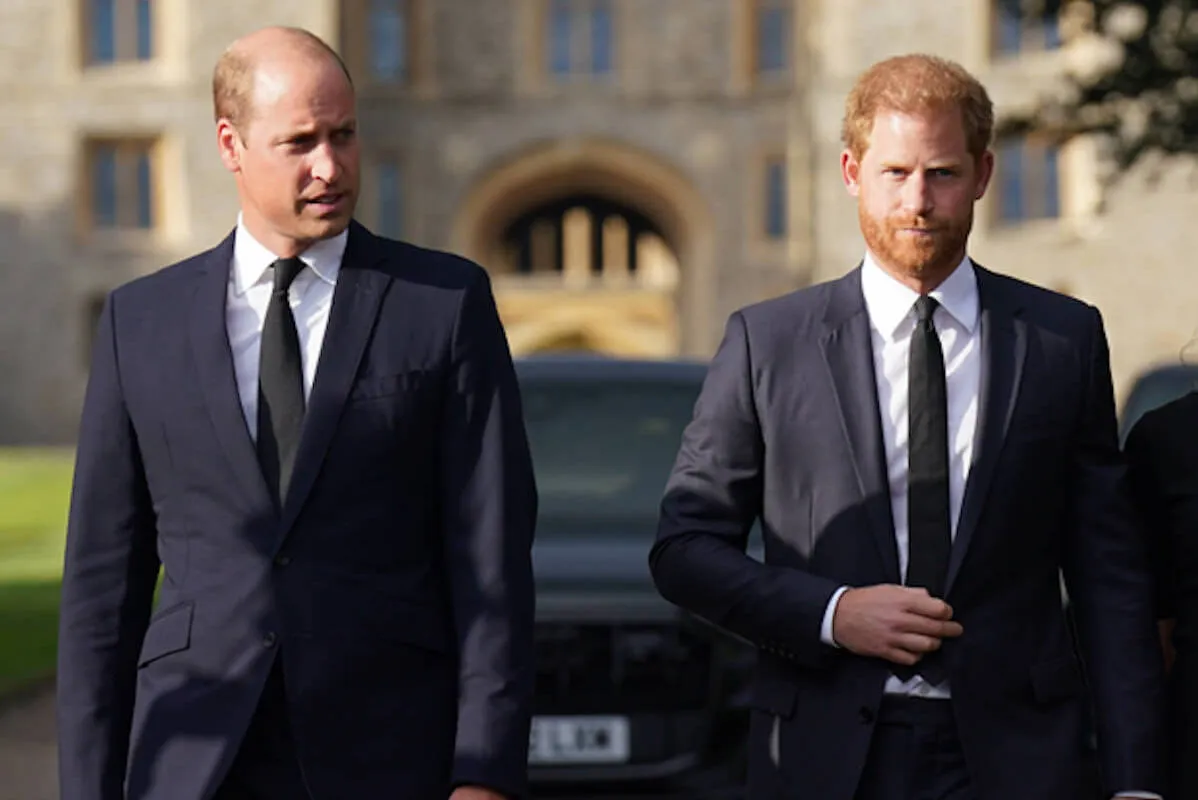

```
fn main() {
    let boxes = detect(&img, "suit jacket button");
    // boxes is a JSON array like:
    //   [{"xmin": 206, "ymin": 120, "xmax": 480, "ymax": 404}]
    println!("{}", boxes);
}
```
[
  {"xmin": 859, "ymin": 706, "xmax": 875, "ymax": 724},
  {"xmin": 263, "ymin": 632, "xmax": 278, "ymax": 648},
  {"xmin": 274, "ymin": 555, "xmax": 291, "ymax": 567}
]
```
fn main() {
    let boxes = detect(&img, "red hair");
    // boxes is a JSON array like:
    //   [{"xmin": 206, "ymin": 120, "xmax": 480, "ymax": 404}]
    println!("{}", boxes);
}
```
[{"xmin": 842, "ymin": 54, "xmax": 995, "ymax": 160}]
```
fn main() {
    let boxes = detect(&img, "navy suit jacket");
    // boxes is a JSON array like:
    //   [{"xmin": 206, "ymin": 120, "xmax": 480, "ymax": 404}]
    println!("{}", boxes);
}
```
[
  {"xmin": 57, "ymin": 221, "xmax": 538, "ymax": 800},
  {"xmin": 650, "ymin": 265, "xmax": 1165, "ymax": 799}
]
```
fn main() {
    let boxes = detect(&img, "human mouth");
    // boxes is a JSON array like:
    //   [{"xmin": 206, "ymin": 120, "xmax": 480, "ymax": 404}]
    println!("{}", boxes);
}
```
[{"xmin": 305, "ymin": 193, "xmax": 347, "ymax": 212}]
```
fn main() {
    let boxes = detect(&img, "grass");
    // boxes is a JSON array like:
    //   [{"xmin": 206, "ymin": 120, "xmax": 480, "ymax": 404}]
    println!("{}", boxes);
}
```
[{"xmin": 0, "ymin": 448, "xmax": 74, "ymax": 696}]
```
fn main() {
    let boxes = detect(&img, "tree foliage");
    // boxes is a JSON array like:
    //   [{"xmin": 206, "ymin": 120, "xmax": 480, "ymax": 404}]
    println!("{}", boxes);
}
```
[{"xmin": 1003, "ymin": 0, "xmax": 1198, "ymax": 173}]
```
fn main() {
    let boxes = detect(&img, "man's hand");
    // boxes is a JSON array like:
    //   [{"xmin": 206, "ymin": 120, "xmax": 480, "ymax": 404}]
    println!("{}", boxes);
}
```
[
  {"xmin": 832, "ymin": 585, "xmax": 963, "ymax": 664},
  {"xmin": 450, "ymin": 787, "xmax": 506, "ymax": 800}
]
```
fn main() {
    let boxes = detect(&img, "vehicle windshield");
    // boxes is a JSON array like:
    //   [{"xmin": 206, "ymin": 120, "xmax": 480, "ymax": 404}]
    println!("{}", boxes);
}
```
[{"xmin": 519, "ymin": 378, "xmax": 701, "ymax": 531}]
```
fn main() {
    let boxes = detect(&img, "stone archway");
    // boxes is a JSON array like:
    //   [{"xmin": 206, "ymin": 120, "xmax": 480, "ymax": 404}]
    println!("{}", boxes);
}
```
[{"xmin": 451, "ymin": 138, "xmax": 715, "ymax": 358}]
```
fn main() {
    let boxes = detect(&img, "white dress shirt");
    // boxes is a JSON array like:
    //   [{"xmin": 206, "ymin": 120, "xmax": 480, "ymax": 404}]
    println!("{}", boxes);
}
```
[
  {"xmin": 226, "ymin": 216, "xmax": 347, "ymax": 439},
  {"xmin": 820, "ymin": 252, "xmax": 982, "ymax": 700}
]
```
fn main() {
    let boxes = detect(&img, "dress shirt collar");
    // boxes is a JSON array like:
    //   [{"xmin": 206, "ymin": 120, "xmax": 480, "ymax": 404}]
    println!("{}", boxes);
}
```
[
  {"xmin": 861, "ymin": 250, "xmax": 979, "ymax": 339},
  {"xmin": 230, "ymin": 214, "xmax": 348, "ymax": 296}
]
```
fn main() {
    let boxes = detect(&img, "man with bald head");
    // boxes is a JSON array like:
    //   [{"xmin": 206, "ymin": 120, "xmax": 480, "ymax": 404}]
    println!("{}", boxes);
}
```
[{"xmin": 57, "ymin": 26, "xmax": 537, "ymax": 800}]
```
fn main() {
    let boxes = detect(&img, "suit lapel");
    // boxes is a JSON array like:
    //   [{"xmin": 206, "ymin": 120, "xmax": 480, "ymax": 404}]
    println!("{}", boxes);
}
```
[
  {"xmin": 279, "ymin": 223, "xmax": 392, "ymax": 537},
  {"xmin": 819, "ymin": 269, "xmax": 902, "ymax": 584},
  {"xmin": 945, "ymin": 267, "xmax": 1027, "ymax": 594},
  {"xmin": 187, "ymin": 231, "xmax": 273, "ymax": 508}
]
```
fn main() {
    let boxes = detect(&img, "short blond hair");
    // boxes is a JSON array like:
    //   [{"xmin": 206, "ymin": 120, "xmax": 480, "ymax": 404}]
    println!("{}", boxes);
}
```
[
  {"xmin": 212, "ymin": 27, "xmax": 353, "ymax": 133},
  {"xmin": 841, "ymin": 54, "xmax": 994, "ymax": 161}
]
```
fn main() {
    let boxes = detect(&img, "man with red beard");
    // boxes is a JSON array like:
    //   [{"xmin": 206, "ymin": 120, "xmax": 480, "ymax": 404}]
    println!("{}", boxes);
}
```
[{"xmin": 650, "ymin": 54, "xmax": 1166, "ymax": 800}]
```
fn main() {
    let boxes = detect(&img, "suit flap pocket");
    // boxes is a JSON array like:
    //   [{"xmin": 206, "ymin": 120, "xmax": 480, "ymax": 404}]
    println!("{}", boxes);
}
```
[
  {"xmin": 348, "ymin": 370, "xmax": 429, "ymax": 401},
  {"xmin": 388, "ymin": 605, "xmax": 451, "ymax": 654},
  {"xmin": 1029, "ymin": 655, "xmax": 1084, "ymax": 703},
  {"xmin": 749, "ymin": 674, "xmax": 798, "ymax": 719},
  {"xmin": 138, "ymin": 601, "xmax": 194, "ymax": 668}
]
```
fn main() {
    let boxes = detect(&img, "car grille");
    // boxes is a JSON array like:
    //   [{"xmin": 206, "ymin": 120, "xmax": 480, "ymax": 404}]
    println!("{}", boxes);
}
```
[{"xmin": 533, "ymin": 622, "xmax": 714, "ymax": 714}]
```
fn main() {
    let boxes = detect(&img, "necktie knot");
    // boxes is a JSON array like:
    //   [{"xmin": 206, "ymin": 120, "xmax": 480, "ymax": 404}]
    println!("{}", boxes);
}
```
[
  {"xmin": 272, "ymin": 258, "xmax": 305, "ymax": 295},
  {"xmin": 914, "ymin": 295, "xmax": 939, "ymax": 325}
]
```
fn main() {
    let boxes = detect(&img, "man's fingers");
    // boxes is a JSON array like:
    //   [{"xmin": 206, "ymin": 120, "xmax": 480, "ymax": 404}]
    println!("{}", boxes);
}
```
[
  {"xmin": 895, "ymin": 633, "xmax": 941, "ymax": 654},
  {"xmin": 905, "ymin": 592, "xmax": 955, "ymax": 620},
  {"xmin": 899, "ymin": 614, "xmax": 963, "ymax": 639},
  {"xmin": 885, "ymin": 647, "xmax": 921, "ymax": 666}
]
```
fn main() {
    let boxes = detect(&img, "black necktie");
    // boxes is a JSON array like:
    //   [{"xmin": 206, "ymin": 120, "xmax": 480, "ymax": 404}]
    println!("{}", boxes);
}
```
[
  {"xmin": 896, "ymin": 295, "xmax": 952, "ymax": 684},
  {"xmin": 257, "ymin": 257, "xmax": 306, "ymax": 507}
]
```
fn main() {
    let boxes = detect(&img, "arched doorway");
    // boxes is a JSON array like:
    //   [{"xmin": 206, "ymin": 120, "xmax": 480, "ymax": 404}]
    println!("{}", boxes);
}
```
[
  {"xmin": 496, "ymin": 194, "xmax": 679, "ymax": 291},
  {"xmin": 451, "ymin": 139, "xmax": 714, "ymax": 359}
]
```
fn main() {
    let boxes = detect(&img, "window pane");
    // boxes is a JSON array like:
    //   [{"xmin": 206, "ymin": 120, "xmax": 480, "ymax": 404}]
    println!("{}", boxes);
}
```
[
  {"xmin": 82, "ymin": 294, "xmax": 108, "ymax": 366},
  {"xmin": 1043, "ymin": 145, "xmax": 1060, "ymax": 218},
  {"xmin": 591, "ymin": 0, "xmax": 613, "ymax": 75},
  {"xmin": 369, "ymin": 0, "xmax": 406, "ymax": 81},
  {"xmin": 92, "ymin": 145, "xmax": 118, "ymax": 227},
  {"xmin": 136, "ymin": 149, "xmax": 153, "ymax": 228},
  {"xmin": 136, "ymin": 0, "xmax": 152, "ymax": 60},
  {"xmin": 377, "ymin": 162, "xmax": 402, "ymax": 238},
  {"xmin": 1044, "ymin": 16, "xmax": 1061, "ymax": 50},
  {"xmin": 995, "ymin": 5, "xmax": 1022, "ymax": 55},
  {"xmin": 548, "ymin": 0, "xmax": 573, "ymax": 76},
  {"xmin": 757, "ymin": 5, "xmax": 789, "ymax": 73},
  {"xmin": 998, "ymin": 141, "xmax": 1025, "ymax": 222},
  {"xmin": 520, "ymin": 378, "xmax": 703, "ymax": 528},
  {"xmin": 91, "ymin": 0, "xmax": 116, "ymax": 63},
  {"xmin": 765, "ymin": 159, "xmax": 787, "ymax": 239}
]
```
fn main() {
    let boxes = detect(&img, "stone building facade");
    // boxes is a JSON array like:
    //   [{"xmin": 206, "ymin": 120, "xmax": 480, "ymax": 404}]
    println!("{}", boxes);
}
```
[{"xmin": 0, "ymin": 0, "xmax": 1194, "ymax": 443}]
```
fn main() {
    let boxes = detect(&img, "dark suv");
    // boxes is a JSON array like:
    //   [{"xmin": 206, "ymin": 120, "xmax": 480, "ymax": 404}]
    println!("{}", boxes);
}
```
[{"xmin": 516, "ymin": 355, "xmax": 754, "ymax": 795}]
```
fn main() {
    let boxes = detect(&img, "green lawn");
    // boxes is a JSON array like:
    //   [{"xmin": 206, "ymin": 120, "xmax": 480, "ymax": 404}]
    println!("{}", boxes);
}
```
[{"xmin": 0, "ymin": 448, "xmax": 74, "ymax": 696}]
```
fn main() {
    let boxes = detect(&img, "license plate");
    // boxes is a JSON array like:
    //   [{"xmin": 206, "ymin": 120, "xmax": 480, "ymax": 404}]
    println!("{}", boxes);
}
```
[{"xmin": 528, "ymin": 715, "xmax": 631, "ymax": 764}]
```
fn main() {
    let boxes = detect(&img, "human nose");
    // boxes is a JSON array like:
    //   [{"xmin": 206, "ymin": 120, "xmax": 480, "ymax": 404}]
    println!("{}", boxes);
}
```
[
  {"xmin": 309, "ymin": 142, "xmax": 341, "ymax": 185},
  {"xmin": 901, "ymin": 172, "xmax": 933, "ymax": 217}
]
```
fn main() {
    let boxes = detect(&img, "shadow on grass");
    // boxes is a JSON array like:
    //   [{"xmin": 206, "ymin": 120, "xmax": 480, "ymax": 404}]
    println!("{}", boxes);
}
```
[{"xmin": 0, "ymin": 578, "xmax": 60, "ymax": 697}]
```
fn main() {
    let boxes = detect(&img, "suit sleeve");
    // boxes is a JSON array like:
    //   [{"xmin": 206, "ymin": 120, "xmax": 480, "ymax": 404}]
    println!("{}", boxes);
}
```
[
  {"xmin": 649, "ymin": 311, "xmax": 841, "ymax": 669},
  {"xmin": 56, "ymin": 292, "xmax": 161, "ymax": 800},
  {"xmin": 1060, "ymin": 306, "xmax": 1166, "ymax": 796},
  {"xmin": 441, "ymin": 269, "xmax": 537, "ymax": 799}
]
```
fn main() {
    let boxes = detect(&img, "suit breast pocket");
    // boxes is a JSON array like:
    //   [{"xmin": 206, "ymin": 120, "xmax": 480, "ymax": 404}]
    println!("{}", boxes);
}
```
[
  {"xmin": 1012, "ymin": 418, "xmax": 1068, "ymax": 445},
  {"xmin": 1009, "ymin": 395, "xmax": 1073, "ymax": 443},
  {"xmin": 348, "ymin": 370, "xmax": 431, "ymax": 403},
  {"xmin": 333, "ymin": 370, "xmax": 442, "ymax": 469}
]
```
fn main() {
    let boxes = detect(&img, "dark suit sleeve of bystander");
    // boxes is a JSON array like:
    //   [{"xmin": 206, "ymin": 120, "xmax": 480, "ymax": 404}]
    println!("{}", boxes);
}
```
[{"xmin": 1061, "ymin": 306, "xmax": 1166, "ymax": 796}]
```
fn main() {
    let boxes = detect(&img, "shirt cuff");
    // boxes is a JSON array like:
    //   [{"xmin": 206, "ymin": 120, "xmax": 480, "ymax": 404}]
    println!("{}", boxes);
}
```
[
  {"xmin": 820, "ymin": 586, "xmax": 851, "ymax": 647},
  {"xmin": 1112, "ymin": 793, "xmax": 1163, "ymax": 799}
]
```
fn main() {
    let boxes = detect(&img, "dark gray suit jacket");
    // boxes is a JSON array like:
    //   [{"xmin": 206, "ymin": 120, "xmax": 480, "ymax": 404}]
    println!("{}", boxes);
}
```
[
  {"xmin": 650, "ymin": 265, "xmax": 1165, "ymax": 799},
  {"xmin": 57, "ymin": 222, "xmax": 538, "ymax": 800}
]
